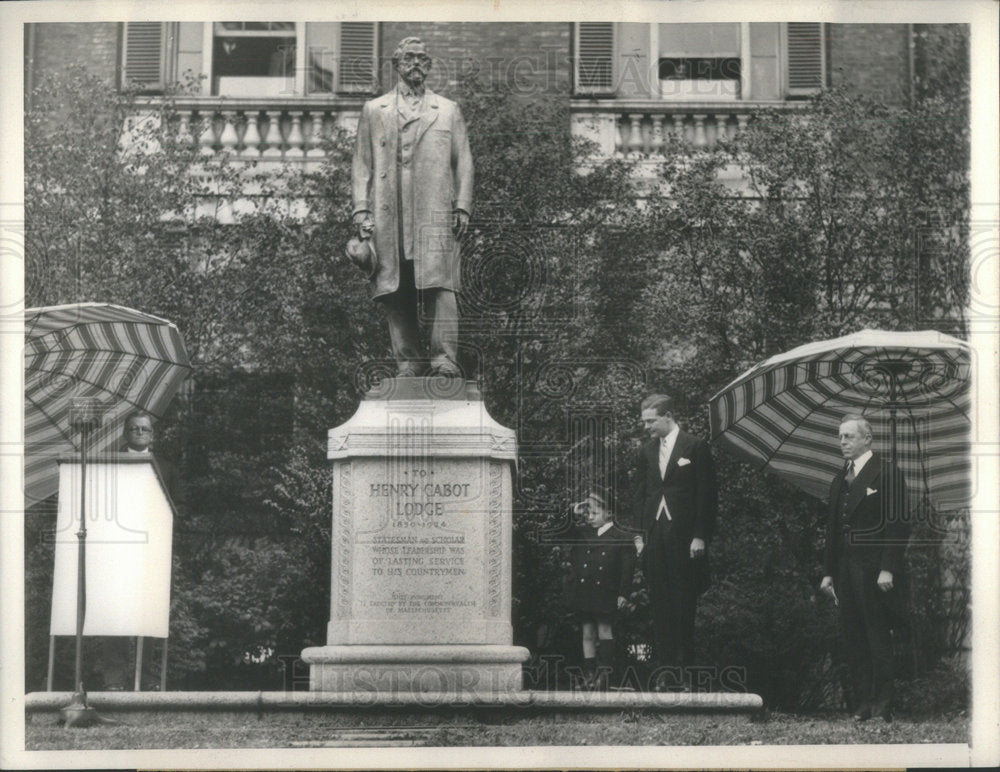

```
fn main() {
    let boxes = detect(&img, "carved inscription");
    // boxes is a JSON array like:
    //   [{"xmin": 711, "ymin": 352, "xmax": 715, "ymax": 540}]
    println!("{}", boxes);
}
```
[
  {"xmin": 368, "ymin": 479, "xmax": 472, "ymax": 525},
  {"xmin": 355, "ymin": 463, "xmax": 487, "ymax": 620},
  {"xmin": 369, "ymin": 536, "xmax": 467, "ymax": 577}
]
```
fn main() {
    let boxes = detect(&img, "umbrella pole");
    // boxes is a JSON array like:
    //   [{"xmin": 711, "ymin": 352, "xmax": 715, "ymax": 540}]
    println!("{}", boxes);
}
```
[
  {"xmin": 160, "ymin": 637, "xmax": 168, "ymax": 692},
  {"xmin": 61, "ymin": 407, "xmax": 101, "ymax": 728},
  {"xmin": 889, "ymin": 406, "xmax": 898, "ymax": 468},
  {"xmin": 74, "ymin": 420, "xmax": 87, "ymax": 691},
  {"xmin": 886, "ymin": 361, "xmax": 902, "ymax": 469},
  {"xmin": 46, "ymin": 635, "xmax": 55, "ymax": 691},
  {"xmin": 134, "ymin": 636, "xmax": 143, "ymax": 691}
]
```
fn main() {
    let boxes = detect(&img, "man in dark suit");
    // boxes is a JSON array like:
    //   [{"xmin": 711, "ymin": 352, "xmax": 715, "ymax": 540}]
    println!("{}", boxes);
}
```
[
  {"xmin": 820, "ymin": 414, "xmax": 909, "ymax": 722},
  {"xmin": 633, "ymin": 394, "xmax": 718, "ymax": 691}
]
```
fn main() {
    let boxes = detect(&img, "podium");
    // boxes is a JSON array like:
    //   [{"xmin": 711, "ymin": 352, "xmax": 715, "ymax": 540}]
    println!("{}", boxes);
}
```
[{"xmin": 48, "ymin": 454, "xmax": 175, "ymax": 690}]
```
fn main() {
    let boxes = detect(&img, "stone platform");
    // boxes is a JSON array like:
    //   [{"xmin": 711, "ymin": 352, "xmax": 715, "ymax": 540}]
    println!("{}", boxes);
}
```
[{"xmin": 26, "ymin": 690, "xmax": 764, "ymax": 713}]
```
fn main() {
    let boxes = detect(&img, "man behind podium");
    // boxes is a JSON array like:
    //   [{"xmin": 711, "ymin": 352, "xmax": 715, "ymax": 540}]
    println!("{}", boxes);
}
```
[
  {"xmin": 100, "ymin": 410, "xmax": 181, "ymax": 689},
  {"xmin": 120, "ymin": 410, "xmax": 183, "ymax": 512}
]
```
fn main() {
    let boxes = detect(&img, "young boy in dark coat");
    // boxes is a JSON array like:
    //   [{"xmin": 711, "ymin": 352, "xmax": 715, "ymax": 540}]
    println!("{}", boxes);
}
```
[{"xmin": 562, "ymin": 490, "xmax": 638, "ymax": 689}]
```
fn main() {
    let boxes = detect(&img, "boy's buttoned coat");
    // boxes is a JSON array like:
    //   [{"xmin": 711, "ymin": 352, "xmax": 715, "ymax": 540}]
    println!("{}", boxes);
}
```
[
  {"xmin": 351, "ymin": 86, "xmax": 474, "ymax": 299},
  {"xmin": 563, "ymin": 523, "xmax": 637, "ymax": 616}
]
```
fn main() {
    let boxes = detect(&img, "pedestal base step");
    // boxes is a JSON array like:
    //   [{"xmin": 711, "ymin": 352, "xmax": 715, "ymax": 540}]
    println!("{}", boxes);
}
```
[
  {"xmin": 300, "ymin": 645, "xmax": 530, "ymax": 695},
  {"xmin": 27, "ymin": 689, "xmax": 764, "ymax": 712}
]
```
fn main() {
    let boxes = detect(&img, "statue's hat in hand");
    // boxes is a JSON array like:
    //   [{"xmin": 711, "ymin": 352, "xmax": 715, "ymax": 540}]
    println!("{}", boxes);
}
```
[{"xmin": 345, "ymin": 231, "xmax": 378, "ymax": 279}]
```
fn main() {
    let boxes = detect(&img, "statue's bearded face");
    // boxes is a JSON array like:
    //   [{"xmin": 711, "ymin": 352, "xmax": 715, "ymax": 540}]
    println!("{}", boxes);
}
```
[{"xmin": 396, "ymin": 42, "xmax": 431, "ymax": 86}]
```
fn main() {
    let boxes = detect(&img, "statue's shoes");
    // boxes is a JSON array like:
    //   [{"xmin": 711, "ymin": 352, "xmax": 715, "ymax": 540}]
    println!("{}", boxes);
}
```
[{"xmin": 427, "ymin": 360, "xmax": 462, "ymax": 378}]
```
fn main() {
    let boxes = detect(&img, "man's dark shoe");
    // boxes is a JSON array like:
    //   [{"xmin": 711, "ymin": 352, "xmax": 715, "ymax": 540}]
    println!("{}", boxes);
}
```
[
  {"xmin": 652, "ymin": 668, "xmax": 687, "ymax": 693},
  {"xmin": 595, "ymin": 640, "xmax": 614, "ymax": 692}
]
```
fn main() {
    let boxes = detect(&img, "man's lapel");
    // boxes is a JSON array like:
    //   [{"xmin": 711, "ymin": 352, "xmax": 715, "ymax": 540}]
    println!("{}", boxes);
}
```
[
  {"xmin": 376, "ymin": 90, "xmax": 395, "ymax": 137},
  {"xmin": 662, "ymin": 431, "xmax": 689, "ymax": 483},
  {"xmin": 413, "ymin": 90, "xmax": 440, "ymax": 145},
  {"xmin": 845, "ymin": 452, "xmax": 881, "ymax": 515}
]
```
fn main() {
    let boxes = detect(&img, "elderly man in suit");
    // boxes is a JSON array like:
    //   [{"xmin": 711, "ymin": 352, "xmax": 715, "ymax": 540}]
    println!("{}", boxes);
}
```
[
  {"xmin": 633, "ymin": 394, "xmax": 718, "ymax": 691},
  {"xmin": 101, "ymin": 410, "xmax": 183, "ymax": 690},
  {"xmin": 820, "ymin": 414, "xmax": 910, "ymax": 722},
  {"xmin": 351, "ymin": 36, "xmax": 474, "ymax": 378}
]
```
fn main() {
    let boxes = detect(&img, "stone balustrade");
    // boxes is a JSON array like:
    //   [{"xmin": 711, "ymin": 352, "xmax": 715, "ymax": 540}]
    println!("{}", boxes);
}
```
[
  {"xmin": 571, "ymin": 100, "xmax": 806, "ymax": 157},
  {"xmin": 159, "ymin": 97, "xmax": 364, "ymax": 163},
  {"xmin": 146, "ymin": 98, "xmax": 806, "ymax": 164}
]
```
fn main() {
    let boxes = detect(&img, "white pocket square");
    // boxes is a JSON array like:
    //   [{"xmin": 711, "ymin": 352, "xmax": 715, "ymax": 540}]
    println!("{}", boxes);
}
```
[
  {"xmin": 677, "ymin": 457, "xmax": 691, "ymax": 467},
  {"xmin": 866, "ymin": 487, "xmax": 878, "ymax": 496}
]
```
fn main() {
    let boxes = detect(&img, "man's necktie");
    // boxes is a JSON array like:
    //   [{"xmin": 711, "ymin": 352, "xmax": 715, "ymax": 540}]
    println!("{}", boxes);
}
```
[{"xmin": 845, "ymin": 461, "xmax": 856, "ymax": 486}]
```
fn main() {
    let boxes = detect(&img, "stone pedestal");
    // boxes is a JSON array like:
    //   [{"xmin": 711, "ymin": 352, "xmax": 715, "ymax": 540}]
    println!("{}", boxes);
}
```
[{"xmin": 301, "ymin": 378, "xmax": 529, "ymax": 695}]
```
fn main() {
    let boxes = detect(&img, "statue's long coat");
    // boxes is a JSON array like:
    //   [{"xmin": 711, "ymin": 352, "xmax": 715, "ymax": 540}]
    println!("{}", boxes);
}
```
[{"xmin": 351, "ymin": 86, "xmax": 474, "ymax": 298}]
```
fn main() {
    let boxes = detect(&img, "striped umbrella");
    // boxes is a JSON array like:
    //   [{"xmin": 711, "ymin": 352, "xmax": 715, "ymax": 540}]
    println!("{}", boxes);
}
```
[
  {"xmin": 24, "ymin": 303, "xmax": 191, "ymax": 508},
  {"xmin": 708, "ymin": 329, "xmax": 971, "ymax": 511}
]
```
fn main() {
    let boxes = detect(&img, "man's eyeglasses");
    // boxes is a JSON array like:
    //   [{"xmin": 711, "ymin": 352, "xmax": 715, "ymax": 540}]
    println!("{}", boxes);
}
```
[{"xmin": 127, "ymin": 427, "xmax": 153, "ymax": 434}]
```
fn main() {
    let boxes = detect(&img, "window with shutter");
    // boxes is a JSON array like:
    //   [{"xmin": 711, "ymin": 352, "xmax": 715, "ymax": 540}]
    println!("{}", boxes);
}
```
[
  {"xmin": 122, "ymin": 22, "xmax": 169, "ymax": 91},
  {"xmin": 571, "ymin": 22, "xmax": 827, "ymax": 102},
  {"xmin": 785, "ymin": 22, "xmax": 826, "ymax": 96},
  {"xmin": 338, "ymin": 22, "xmax": 378, "ymax": 93},
  {"xmin": 575, "ymin": 22, "xmax": 615, "ymax": 95}
]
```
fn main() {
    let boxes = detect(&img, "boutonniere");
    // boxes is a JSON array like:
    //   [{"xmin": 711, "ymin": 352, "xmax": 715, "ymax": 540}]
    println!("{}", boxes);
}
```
[
  {"xmin": 866, "ymin": 487, "xmax": 878, "ymax": 496},
  {"xmin": 677, "ymin": 457, "xmax": 691, "ymax": 467}
]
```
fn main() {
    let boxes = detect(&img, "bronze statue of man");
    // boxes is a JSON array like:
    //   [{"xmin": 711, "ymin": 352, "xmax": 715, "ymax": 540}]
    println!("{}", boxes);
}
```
[{"xmin": 349, "ymin": 36, "xmax": 474, "ymax": 378}]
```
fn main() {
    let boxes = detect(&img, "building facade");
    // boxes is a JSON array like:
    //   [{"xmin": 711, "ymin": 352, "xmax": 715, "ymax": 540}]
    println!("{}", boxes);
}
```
[{"xmin": 25, "ymin": 20, "xmax": 921, "ymax": 164}]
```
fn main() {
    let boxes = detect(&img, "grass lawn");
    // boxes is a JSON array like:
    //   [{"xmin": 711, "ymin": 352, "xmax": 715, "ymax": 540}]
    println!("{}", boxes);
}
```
[{"xmin": 25, "ymin": 708, "xmax": 969, "ymax": 749}]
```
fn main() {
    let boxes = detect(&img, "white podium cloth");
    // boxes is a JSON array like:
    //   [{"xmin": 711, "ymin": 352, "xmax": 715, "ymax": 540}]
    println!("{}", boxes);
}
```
[{"xmin": 49, "ymin": 456, "xmax": 173, "ymax": 637}]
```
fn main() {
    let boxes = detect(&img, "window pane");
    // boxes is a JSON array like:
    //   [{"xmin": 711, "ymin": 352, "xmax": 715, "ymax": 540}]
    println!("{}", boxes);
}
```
[
  {"xmin": 212, "ymin": 22, "xmax": 297, "ymax": 96},
  {"xmin": 215, "ymin": 21, "xmax": 295, "ymax": 36},
  {"xmin": 306, "ymin": 22, "xmax": 338, "ymax": 93},
  {"xmin": 213, "ymin": 36, "xmax": 295, "ymax": 77},
  {"xmin": 659, "ymin": 23, "xmax": 740, "ymax": 57},
  {"xmin": 659, "ymin": 57, "xmax": 740, "ymax": 81}
]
